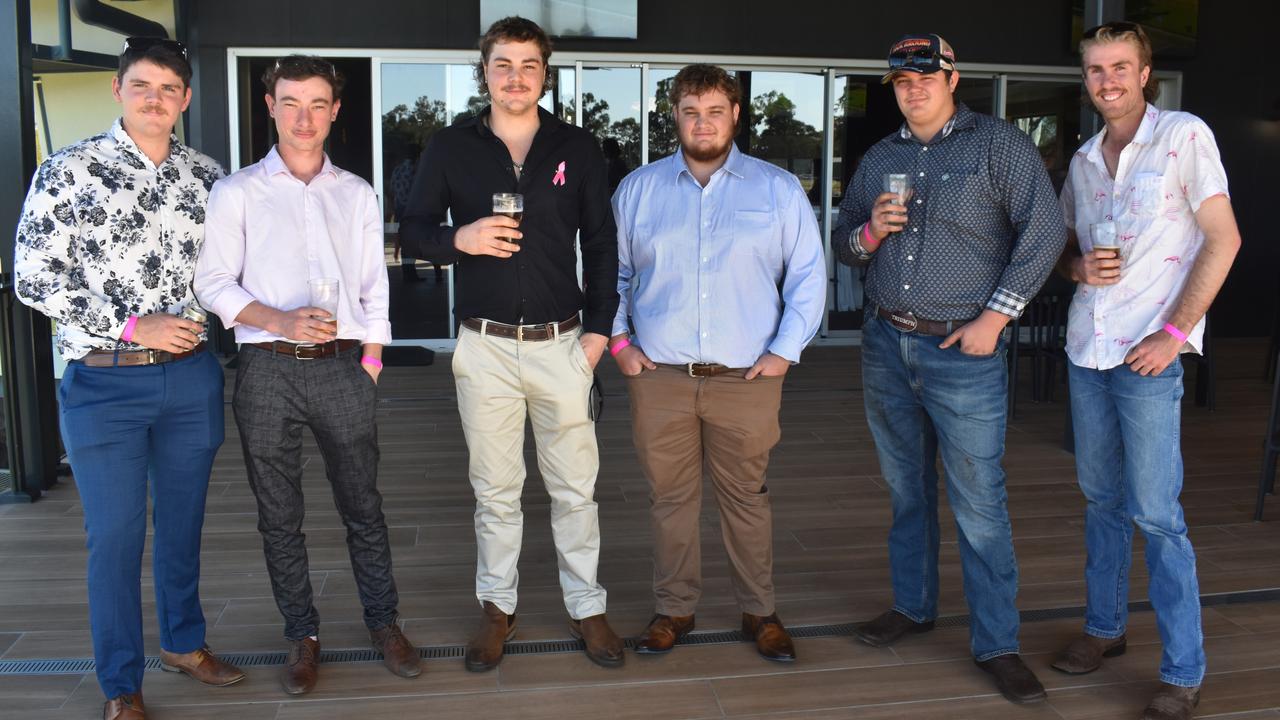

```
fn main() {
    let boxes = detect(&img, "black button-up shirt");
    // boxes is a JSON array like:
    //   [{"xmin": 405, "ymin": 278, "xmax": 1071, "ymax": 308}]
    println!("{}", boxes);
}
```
[
  {"xmin": 833, "ymin": 103, "xmax": 1065, "ymax": 321},
  {"xmin": 399, "ymin": 106, "xmax": 619, "ymax": 336}
]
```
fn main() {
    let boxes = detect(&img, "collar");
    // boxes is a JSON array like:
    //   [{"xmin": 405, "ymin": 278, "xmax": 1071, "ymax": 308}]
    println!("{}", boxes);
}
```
[
  {"xmin": 468, "ymin": 104, "xmax": 563, "ymax": 138},
  {"xmin": 673, "ymin": 142, "xmax": 747, "ymax": 183},
  {"xmin": 1083, "ymin": 103, "xmax": 1161, "ymax": 165},
  {"xmin": 262, "ymin": 145, "xmax": 335, "ymax": 181},
  {"xmin": 896, "ymin": 102, "xmax": 976, "ymax": 143},
  {"xmin": 109, "ymin": 117, "xmax": 184, "ymax": 167}
]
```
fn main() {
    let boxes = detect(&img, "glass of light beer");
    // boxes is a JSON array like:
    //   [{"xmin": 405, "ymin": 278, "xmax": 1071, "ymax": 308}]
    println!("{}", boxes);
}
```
[
  {"xmin": 1090, "ymin": 221, "xmax": 1120, "ymax": 258},
  {"xmin": 308, "ymin": 277, "xmax": 339, "ymax": 341},
  {"xmin": 493, "ymin": 193, "xmax": 523, "ymax": 248}
]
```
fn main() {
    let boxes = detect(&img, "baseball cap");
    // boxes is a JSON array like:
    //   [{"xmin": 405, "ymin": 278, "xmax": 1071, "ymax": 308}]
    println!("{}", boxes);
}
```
[{"xmin": 881, "ymin": 33, "xmax": 956, "ymax": 84}]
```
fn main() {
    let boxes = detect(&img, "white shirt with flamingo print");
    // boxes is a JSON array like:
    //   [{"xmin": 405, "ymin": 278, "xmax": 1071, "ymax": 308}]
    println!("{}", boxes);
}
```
[{"xmin": 1060, "ymin": 103, "xmax": 1230, "ymax": 371}]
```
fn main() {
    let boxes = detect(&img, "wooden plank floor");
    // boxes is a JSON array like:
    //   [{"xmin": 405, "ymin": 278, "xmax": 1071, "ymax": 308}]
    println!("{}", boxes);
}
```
[{"xmin": 2, "ymin": 339, "xmax": 1279, "ymax": 719}]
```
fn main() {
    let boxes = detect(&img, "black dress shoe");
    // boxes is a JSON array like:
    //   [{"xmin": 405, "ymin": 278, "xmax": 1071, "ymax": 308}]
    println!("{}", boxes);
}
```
[
  {"xmin": 853, "ymin": 610, "xmax": 935, "ymax": 647},
  {"xmin": 975, "ymin": 654, "xmax": 1047, "ymax": 704}
]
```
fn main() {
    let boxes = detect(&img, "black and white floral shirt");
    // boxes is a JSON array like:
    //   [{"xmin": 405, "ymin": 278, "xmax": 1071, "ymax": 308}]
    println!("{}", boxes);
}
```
[{"xmin": 14, "ymin": 119, "xmax": 224, "ymax": 359}]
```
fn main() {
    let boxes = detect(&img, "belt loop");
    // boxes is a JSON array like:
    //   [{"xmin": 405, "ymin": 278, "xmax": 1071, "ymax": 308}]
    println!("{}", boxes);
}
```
[{"xmin": 479, "ymin": 319, "xmax": 489, "ymax": 338}]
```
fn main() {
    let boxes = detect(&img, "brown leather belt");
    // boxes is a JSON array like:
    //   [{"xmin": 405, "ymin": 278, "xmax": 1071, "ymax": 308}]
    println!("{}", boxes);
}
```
[
  {"xmin": 876, "ymin": 306, "xmax": 971, "ymax": 337},
  {"xmin": 658, "ymin": 362, "xmax": 745, "ymax": 378},
  {"xmin": 81, "ymin": 342, "xmax": 207, "ymax": 368},
  {"xmin": 249, "ymin": 338, "xmax": 362, "ymax": 360},
  {"xmin": 462, "ymin": 315, "xmax": 580, "ymax": 341}
]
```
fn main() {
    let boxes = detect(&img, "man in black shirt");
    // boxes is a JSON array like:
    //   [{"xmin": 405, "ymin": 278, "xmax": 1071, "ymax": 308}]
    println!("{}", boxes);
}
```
[{"xmin": 399, "ymin": 16, "xmax": 623, "ymax": 672}]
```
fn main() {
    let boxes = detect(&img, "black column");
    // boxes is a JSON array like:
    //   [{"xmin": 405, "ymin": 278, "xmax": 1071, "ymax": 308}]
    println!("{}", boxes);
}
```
[{"xmin": 0, "ymin": 0, "xmax": 60, "ymax": 502}]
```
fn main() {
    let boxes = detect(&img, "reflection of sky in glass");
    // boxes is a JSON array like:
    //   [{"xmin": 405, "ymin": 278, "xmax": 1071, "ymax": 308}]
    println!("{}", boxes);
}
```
[
  {"xmin": 381, "ymin": 64, "xmax": 481, "ymax": 123},
  {"xmin": 582, "ymin": 67, "xmax": 640, "ymax": 123},
  {"xmin": 751, "ymin": 72, "xmax": 824, "ymax": 130}
]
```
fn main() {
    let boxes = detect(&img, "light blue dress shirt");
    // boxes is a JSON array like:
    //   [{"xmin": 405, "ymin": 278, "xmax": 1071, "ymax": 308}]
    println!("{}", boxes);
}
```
[{"xmin": 612, "ymin": 145, "xmax": 827, "ymax": 368}]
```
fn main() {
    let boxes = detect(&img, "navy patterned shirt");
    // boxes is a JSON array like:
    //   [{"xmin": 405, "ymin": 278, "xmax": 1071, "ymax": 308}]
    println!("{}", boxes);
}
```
[{"xmin": 833, "ymin": 103, "xmax": 1065, "ymax": 321}]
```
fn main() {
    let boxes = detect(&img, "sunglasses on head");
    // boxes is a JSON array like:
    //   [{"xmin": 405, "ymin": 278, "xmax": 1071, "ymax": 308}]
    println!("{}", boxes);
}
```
[
  {"xmin": 1082, "ymin": 21, "xmax": 1142, "ymax": 40},
  {"xmin": 888, "ymin": 49, "xmax": 951, "ymax": 72},
  {"xmin": 272, "ymin": 57, "xmax": 338, "ymax": 78},
  {"xmin": 121, "ymin": 36, "xmax": 188, "ymax": 58}
]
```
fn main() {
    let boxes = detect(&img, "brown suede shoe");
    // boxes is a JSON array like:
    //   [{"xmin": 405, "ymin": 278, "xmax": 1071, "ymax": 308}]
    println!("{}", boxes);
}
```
[
  {"xmin": 1050, "ymin": 633, "xmax": 1127, "ymax": 675},
  {"xmin": 853, "ymin": 610, "xmax": 935, "ymax": 648},
  {"xmin": 1143, "ymin": 683, "xmax": 1200, "ymax": 720},
  {"xmin": 741, "ymin": 612, "xmax": 796, "ymax": 663},
  {"xmin": 371, "ymin": 623, "xmax": 422, "ymax": 678},
  {"xmin": 103, "ymin": 692, "xmax": 145, "ymax": 720},
  {"xmin": 634, "ymin": 613, "xmax": 695, "ymax": 654},
  {"xmin": 158, "ymin": 645, "xmax": 246, "ymax": 687},
  {"xmin": 975, "ymin": 654, "xmax": 1047, "ymax": 704},
  {"xmin": 568, "ymin": 614, "xmax": 625, "ymax": 668},
  {"xmin": 280, "ymin": 637, "xmax": 320, "ymax": 695},
  {"xmin": 465, "ymin": 601, "xmax": 516, "ymax": 672}
]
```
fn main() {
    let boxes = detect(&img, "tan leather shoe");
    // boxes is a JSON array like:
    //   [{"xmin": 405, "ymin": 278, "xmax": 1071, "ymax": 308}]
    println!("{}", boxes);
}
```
[
  {"xmin": 742, "ymin": 612, "xmax": 796, "ymax": 662},
  {"xmin": 465, "ymin": 601, "xmax": 516, "ymax": 672},
  {"xmin": 1143, "ymin": 683, "xmax": 1200, "ymax": 720},
  {"xmin": 371, "ymin": 623, "xmax": 422, "ymax": 678},
  {"xmin": 103, "ymin": 692, "xmax": 145, "ymax": 720},
  {"xmin": 280, "ymin": 637, "xmax": 320, "ymax": 695},
  {"xmin": 1050, "ymin": 633, "xmax": 1127, "ymax": 675},
  {"xmin": 634, "ymin": 613, "xmax": 695, "ymax": 654},
  {"xmin": 568, "ymin": 613, "xmax": 625, "ymax": 668},
  {"xmin": 158, "ymin": 645, "xmax": 246, "ymax": 687}
]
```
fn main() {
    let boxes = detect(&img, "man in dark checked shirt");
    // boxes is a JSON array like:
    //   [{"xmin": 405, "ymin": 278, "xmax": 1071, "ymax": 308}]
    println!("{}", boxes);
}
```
[{"xmin": 833, "ymin": 34, "xmax": 1065, "ymax": 705}]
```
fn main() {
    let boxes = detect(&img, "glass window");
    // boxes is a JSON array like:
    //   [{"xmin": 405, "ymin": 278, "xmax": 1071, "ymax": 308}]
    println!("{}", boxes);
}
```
[{"xmin": 1005, "ymin": 80, "xmax": 1084, "ymax": 193}]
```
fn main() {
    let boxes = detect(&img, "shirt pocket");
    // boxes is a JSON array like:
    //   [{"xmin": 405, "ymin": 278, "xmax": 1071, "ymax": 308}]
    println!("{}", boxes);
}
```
[
  {"xmin": 733, "ymin": 210, "xmax": 781, "ymax": 265},
  {"xmin": 1127, "ymin": 172, "xmax": 1164, "ymax": 220},
  {"xmin": 928, "ymin": 169, "xmax": 994, "ymax": 223}
]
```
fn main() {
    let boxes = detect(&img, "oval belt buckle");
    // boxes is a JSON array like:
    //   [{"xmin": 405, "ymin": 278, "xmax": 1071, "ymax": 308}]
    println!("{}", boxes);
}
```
[{"xmin": 890, "ymin": 311, "xmax": 919, "ymax": 333}]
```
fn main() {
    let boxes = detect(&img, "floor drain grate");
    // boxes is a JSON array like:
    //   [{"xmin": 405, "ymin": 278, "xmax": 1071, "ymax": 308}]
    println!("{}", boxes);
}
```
[{"xmin": 1, "ymin": 588, "xmax": 1275, "ymax": 676}]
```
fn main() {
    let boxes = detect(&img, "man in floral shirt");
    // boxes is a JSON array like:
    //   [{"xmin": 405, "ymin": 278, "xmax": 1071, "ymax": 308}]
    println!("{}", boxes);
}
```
[
  {"xmin": 13, "ymin": 38, "xmax": 243, "ymax": 720},
  {"xmin": 1054, "ymin": 22, "xmax": 1241, "ymax": 720}
]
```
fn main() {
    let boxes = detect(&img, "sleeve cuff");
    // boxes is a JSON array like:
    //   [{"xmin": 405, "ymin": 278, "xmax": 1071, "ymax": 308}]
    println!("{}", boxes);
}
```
[
  {"xmin": 986, "ymin": 287, "xmax": 1029, "ymax": 318},
  {"xmin": 364, "ymin": 321, "xmax": 392, "ymax": 346},
  {"xmin": 210, "ymin": 291, "xmax": 257, "ymax": 330},
  {"xmin": 767, "ymin": 336, "xmax": 803, "ymax": 364}
]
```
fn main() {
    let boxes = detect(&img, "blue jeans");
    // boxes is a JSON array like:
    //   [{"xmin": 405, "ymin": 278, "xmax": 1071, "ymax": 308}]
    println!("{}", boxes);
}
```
[
  {"xmin": 861, "ymin": 313, "xmax": 1020, "ymax": 660},
  {"xmin": 59, "ymin": 351, "xmax": 225, "ymax": 698},
  {"xmin": 1068, "ymin": 359, "xmax": 1204, "ymax": 687}
]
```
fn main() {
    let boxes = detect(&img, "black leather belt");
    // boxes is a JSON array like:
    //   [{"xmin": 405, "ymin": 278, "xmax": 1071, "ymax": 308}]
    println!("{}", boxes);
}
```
[
  {"xmin": 249, "ymin": 338, "xmax": 361, "ymax": 360},
  {"xmin": 876, "ymin": 307, "xmax": 971, "ymax": 337},
  {"xmin": 80, "ymin": 342, "xmax": 207, "ymax": 367},
  {"xmin": 462, "ymin": 315, "xmax": 581, "ymax": 341},
  {"xmin": 658, "ymin": 362, "xmax": 745, "ymax": 378}
]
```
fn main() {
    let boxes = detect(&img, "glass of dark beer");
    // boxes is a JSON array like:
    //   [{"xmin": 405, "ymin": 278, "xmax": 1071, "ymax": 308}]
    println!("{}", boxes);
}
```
[{"xmin": 493, "ymin": 193, "xmax": 523, "ymax": 248}]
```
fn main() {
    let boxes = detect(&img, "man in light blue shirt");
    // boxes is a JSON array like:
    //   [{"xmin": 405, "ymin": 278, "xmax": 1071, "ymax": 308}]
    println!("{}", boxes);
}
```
[{"xmin": 608, "ymin": 64, "xmax": 826, "ymax": 663}]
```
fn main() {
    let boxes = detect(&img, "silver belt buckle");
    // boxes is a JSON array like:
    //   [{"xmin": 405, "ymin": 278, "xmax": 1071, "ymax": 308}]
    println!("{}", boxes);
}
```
[
  {"xmin": 890, "ymin": 311, "xmax": 919, "ymax": 333},
  {"xmin": 293, "ymin": 344, "xmax": 314, "ymax": 360},
  {"xmin": 686, "ymin": 363, "xmax": 703, "ymax": 378},
  {"xmin": 147, "ymin": 349, "xmax": 157, "ymax": 364}
]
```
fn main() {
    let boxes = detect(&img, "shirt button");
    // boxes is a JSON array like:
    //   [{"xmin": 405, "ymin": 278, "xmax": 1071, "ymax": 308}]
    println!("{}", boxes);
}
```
[
  {"xmin": 701, "ymin": 332, "xmax": 707, "ymax": 337},
  {"xmin": 907, "ymin": 255, "xmax": 914, "ymax": 260},
  {"xmin": 912, "ymin": 228, "xmax": 919, "ymax": 233},
  {"xmin": 922, "ymin": 146, "xmax": 929, "ymax": 152},
  {"xmin": 702, "ymin": 257, "xmax": 709, "ymax": 263},
  {"xmin": 915, "ymin": 199, "xmax": 922, "ymax": 205},
  {"xmin": 903, "ymin": 284, "xmax": 911, "ymax": 290},
  {"xmin": 918, "ymin": 172, "xmax": 925, "ymax": 177},
  {"xmin": 701, "ymin": 293, "xmax": 707, "ymax": 299}
]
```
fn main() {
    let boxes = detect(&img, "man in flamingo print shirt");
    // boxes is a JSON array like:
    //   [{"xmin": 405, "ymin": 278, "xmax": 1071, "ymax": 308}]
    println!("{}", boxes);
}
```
[{"xmin": 1054, "ymin": 21, "xmax": 1241, "ymax": 720}]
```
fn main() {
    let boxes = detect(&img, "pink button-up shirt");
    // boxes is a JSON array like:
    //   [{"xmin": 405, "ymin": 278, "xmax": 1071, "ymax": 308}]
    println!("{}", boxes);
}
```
[
  {"xmin": 1061, "ymin": 104, "xmax": 1229, "ymax": 370},
  {"xmin": 195, "ymin": 146, "xmax": 391, "ymax": 345}
]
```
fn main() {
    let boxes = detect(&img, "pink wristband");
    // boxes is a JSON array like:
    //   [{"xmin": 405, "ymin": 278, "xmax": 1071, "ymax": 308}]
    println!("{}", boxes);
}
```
[
  {"xmin": 121, "ymin": 315, "xmax": 138, "ymax": 343},
  {"xmin": 1163, "ymin": 323, "xmax": 1188, "ymax": 343},
  {"xmin": 360, "ymin": 356, "xmax": 383, "ymax": 369},
  {"xmin": 862, "ymin": 222, "xmax": 881, "ymax": 249},
  {"xmin": 609, "ymin": 338, "xmax": 631, "ymax": 357}
]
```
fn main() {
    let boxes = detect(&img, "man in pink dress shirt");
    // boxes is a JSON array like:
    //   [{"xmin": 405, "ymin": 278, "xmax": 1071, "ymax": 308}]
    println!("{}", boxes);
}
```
[
  {"xmin": 1052, "ymin": 22, "xmax": 1241, "ymax": 720},
  {"xmin": 195, "ymin": 55, "xmax": 419, "ymax": 696}
]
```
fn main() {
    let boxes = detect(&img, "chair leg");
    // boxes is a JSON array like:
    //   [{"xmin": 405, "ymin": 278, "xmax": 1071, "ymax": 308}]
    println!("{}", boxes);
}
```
[{"xmin": 1257, "ymin": 450, "xmax": 1278, "ymax": 522}]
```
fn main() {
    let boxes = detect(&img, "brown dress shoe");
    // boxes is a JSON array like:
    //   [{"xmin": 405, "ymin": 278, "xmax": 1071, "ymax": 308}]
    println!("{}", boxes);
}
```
[
  {"xmin": 853, "ymin": 610, "xmax": 935, "ymax": 648},
  {"xmin": 975, "ymin": 654, "xmax": 1047, "ymax": 704},
  {"xmin": 1050, "ymin": 633, "xmax": 1127, "ymax": 675},
  {"xmin": 104, "ymin": 692, "xmax": 145, "ymax": 720},
  {"xmin": 158, "ymin": 645, "xmax": 246, "ymax": 687},
  {"xmin": 371, "ymin": 623, "xmax": 422, "ymax": 678},
  {"xmin": 568, "ymin": 614, "xmax": 625, "ymax": 668},
  {"xmin": 280, "ymin": 637, "xmax": 320, "ymax": 695},
  {"xmin": 465, "ymin": 601, "xmax": 516, "ymax": 672},
  {"xmin": 634, "ymin": 613, "xmax": 695, "ymax": 654},
  {"xmin": 1143, "ymin": 683, "xmax": 1200, "ymax": 720},
  {"xmin": 741, "ymin": 612, "xmax": 796, "ymax": 663}
]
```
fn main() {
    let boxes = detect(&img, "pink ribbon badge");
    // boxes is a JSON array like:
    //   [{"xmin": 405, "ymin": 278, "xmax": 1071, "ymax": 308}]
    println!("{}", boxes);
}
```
[{"xmin": 552, "ymin": 161, "xmax": 566, "ymax": 186}]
